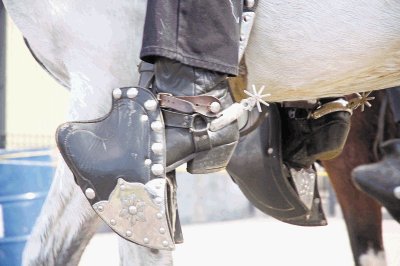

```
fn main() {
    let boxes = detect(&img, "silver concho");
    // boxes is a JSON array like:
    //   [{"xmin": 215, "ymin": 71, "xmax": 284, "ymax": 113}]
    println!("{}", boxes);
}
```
[
  {"xmin": 290, "ymin": 167, "xmax": 316, "ymax": 210},
  {"xmin": 85, "ymin": 188, "xmax": 96, "ymax": 199},
  {"xmin": 209, "ymin": 102, "xmax": 221, "ymax": 114},
  {"xmin": 394, "ymin": 186, "xmax": 400, "ymax": 200},
  {"xmin": 144, "ymin": 100, "xmax": 158, "ymax": 111},
  {"xmin": 151, "ymin": 121, "xmax": 164, "ymax": 132},
  {"xmin": 93, "ymin": 178, "xmax": 174, "ymax": 250},
  {"xmin": 151, "ymin": 164, "xmax": 164, "ymax": 176},
  {"xmin": 127, "ymin": 88, "xmax": 139, "ymax": 99},
  {"xmin": 245, "ymin": 0, "xmax": 255, "ymax": 8},
  {"xmin": 113, "ymin": 88, "xmax": 122, "ymax": 99}
]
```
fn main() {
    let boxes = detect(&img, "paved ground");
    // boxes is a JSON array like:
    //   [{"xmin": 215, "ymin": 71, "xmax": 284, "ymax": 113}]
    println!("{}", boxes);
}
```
[{"xmin": 79, "ymin": 216, "xmax": 400, "ymax": 266}]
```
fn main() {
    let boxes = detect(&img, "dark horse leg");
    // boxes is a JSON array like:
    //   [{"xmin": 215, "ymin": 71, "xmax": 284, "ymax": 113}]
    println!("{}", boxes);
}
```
[{"xmin": 322, "ymin": 91, "xmax": 396, "ymax": 265}]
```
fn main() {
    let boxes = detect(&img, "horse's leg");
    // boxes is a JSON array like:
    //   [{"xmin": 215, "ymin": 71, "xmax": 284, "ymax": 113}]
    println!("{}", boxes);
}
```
[
  {"xmin": 22, "ymin": 160, "xmax": 100, "ymax": 266},
  {"xmin": 324, "ymin": 161, "xmax": 385, "ymax": 266},
  {"xmin": 118, "ymin": 240, "xmax": 173, "ymax": 266},
  {"xmin": 22, "ymin": 80, "xmax": 111, "ymax": 265},
  {"xmin": 322, "ymin": 106, "xmax": 386, "ymax": 266}
]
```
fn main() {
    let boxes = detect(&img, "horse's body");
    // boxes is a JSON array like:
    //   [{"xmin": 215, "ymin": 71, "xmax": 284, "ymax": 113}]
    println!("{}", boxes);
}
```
[
  {"xmin": 2, "ymin": 0, "xmax": 400, "ymax": 265},
  {"xmin": 5, "ymin": 0, "xmax": 400, "ymax": 101}
]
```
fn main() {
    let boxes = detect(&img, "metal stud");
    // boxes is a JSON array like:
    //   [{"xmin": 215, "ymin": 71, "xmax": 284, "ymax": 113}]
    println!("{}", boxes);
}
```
[
  {"xmin": 127, "ymin": 88, "xmax": 138, "ymax": 98},
  {"xmin": 240, "ymin": 35, "xmax": 245, "ymax": 42},
  {"xmin": 155, "ymin": 197, "xmax": 163, "ymax": 204},
  {"xmin": 144, "ymin": 238, "xmax": 150, "ymax": 244},
  {"xmin": 85, "ymin": 188, "xmax": 95, "ymax": 199},
  {"xmin": 162, "ymin": 240, "xmax": 169, "ymax": 247},
  {"xmin": 110, "ymin": 219, "xmax": 116, "ymax": 226},
  {"xmin": 394, "ymin": 186, "xmax": 400, "ymax": 199},
  {"xmin": 209, "ymin": 102, "xmax": 221, "ymax": 113},
  {"xmin": 245, "ymin": 0, "xmax": 255, "ymax": 8},
  {"xmin": 126, "ymin": 230, "xmax": 133, "ymax": 237},
  {"xmin": 151, "ymin": 121, "xmax": 163, "ymax": 132},
  {"xmin": 159, "ymin": 227, "xmax": 166, "ymax": 234},
  {"xmin": 267, "ymin": 148, "xmax": 274, "ymax": 154},
  {"xmin": 141, "ymin": 115, "xmax": 149, "ymax": 122},
  {"xmin": 97, "ymin": 205, "xmax": 104, "ymax": 212},
  {"xmin": 151, "ymin": 143, "xmax": 164, "ymax": 155},
  {"xmin": 129, "ymin": 206, "xmax": 138, "ymax": 215},
  {"xmin": 151, "ymin": 164, "xmax": 164, "ymax": 176},
  {"xmin": 144, "ymin": 159, "xmax": 152, "ymax": 166},
  {"xmin": 144, "ymin": 100, "xmax": 157, "ymax": 111},
  {"xmin": 120, "ymin": 184, "xmax": 126, "ymax": 191},
  {"xmin": 113, "ymin": 88, "xmax": 122, "ymax": 99},
  {"xmin": 156, "ymin": 213, "xmax": 163, "ymax": 219}
]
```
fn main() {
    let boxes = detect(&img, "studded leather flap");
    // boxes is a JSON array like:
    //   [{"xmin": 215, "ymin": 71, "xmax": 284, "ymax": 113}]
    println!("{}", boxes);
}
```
[{"xmin": 57, "ymin": 87, "xmax": 175, "ymax": 250}]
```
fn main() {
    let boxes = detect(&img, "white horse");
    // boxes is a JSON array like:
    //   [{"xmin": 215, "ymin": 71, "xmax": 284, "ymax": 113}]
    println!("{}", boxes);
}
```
[{"xmin": 3, "ymin": 0, "xmax": 400, "ymax": 265}]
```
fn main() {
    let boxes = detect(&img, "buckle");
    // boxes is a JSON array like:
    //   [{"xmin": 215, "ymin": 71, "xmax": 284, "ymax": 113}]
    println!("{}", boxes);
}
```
[
  {"xmin": 157, "ymin": 92, "xmax": 173, "ymax": 101},
  {"xmin": 189, "ymin": 113, "xmax": 210, "ymax": 133},
  {"xmin": 286, "ymin": 108, "xmax": 312, "ymax": 120}
]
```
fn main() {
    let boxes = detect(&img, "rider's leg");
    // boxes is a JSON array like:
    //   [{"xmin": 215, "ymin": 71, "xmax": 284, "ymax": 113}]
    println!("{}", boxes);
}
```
[
  {"xmin": 152, "ymin": 58, "xmax": 239, "ymax": 173},
  {"xmin": 140, "ymin": 1, "xmax": 241, "ymax": 76},
  {"xmin": 352, "ymin": 87, "xmax": 400, "ymax": 222},
  {"xmin": 140, "ymin": 0, "xmax": 242, "ymax": 173}
]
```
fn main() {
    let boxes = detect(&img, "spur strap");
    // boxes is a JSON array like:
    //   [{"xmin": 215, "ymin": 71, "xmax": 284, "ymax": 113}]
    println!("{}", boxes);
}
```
[{"xmin": 157, "ymin": 93, "xmax": 221, "ymax": 117}]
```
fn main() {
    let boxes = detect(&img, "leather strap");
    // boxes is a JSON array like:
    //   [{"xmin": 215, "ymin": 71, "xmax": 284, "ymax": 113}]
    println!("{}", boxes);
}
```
[
  {"xmin": 158, "ymin": 93, "xmax": 221, "ymax": 117},
  {"xmin": 162, "ymin": 110, "xmax": 211, "ymax": 152},
  {"xmin": 193, "ymin": 130, "xmax": 212, "ymax": 152},
  {"xmin": 163, "ymin": 110, "xmax": 198, "ymax": 129},
  {"xmin": 138, "ymin": 61, "xmax": 155, "ymax": 88}
]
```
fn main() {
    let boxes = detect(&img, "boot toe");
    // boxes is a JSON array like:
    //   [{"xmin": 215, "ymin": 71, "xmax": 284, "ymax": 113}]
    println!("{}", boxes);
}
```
[{"xmin": 352, "ymin": 163, "xmax": 400, "ymax": 222}]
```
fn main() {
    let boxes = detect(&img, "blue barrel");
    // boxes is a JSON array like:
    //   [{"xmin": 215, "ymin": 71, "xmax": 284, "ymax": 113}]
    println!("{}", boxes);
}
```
[{"xmin": 0, "ymin": 149, "xmax": 55, "ymax": 266}]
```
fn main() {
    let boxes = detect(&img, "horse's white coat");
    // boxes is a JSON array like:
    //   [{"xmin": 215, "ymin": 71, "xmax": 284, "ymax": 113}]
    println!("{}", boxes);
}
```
[
  {"xmin": 3, "ymin": 0, "xmax": 400, "ymax": 264},
  {"xmin": 22, "ymin": 161, "xmax": 100, "ymax": 265},
  {"xmin": 246, "ymin": 0, "xmax": 400, "ymax": 101},
  {"xmin": 6, "ymin": 0, "xmax": 400, "ymax": 101},
  {"xmin": 359, "ymin": 249, "xmax": 387, "ymax": 266}
]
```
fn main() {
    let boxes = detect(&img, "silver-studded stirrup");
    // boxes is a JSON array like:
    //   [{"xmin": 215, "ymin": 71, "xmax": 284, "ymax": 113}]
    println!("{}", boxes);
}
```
[{"xmin": 56, "ymin": 87, "xmax": 176, "ymax": 250}]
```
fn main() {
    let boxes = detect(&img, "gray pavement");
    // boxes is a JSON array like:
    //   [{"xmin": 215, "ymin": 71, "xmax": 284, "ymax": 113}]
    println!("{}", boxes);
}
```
[{"xmin": 79, "ymin": 217, "xmax": 400, "ymax": 266}]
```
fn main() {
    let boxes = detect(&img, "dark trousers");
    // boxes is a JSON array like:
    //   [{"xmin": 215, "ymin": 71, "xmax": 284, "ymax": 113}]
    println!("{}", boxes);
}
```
[
  {"xmin": 387, "ymin": 87, "xmax": 400, "ymax": 124},
  {"xmin": 140, "ymin": 0, "xmax": 242, "ymax": 76}
]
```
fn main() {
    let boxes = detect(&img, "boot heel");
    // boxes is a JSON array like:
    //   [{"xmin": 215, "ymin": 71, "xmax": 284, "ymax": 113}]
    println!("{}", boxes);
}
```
[{"xmin": 187, "ymin": 142, "xmax": 238, "ymax": 174}]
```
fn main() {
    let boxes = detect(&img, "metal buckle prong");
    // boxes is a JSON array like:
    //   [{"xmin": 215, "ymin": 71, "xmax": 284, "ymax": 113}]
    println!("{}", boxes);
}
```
[{"xmin": 157, "ymin": 92, "xmax": 173, "ymax": 101}]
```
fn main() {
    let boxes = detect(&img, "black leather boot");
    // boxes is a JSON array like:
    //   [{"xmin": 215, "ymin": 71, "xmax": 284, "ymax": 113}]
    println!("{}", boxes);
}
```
[
  {"xmin": 352, "ymin": 139, "xmax": 400, "ymax": 222},
  {"xmin": 153, "ymin": 58, "xmax": 239, "ymax": 174},
  {"xmin": 280, "ymin": 99, "xmax": 352, "ymax": 169}
]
